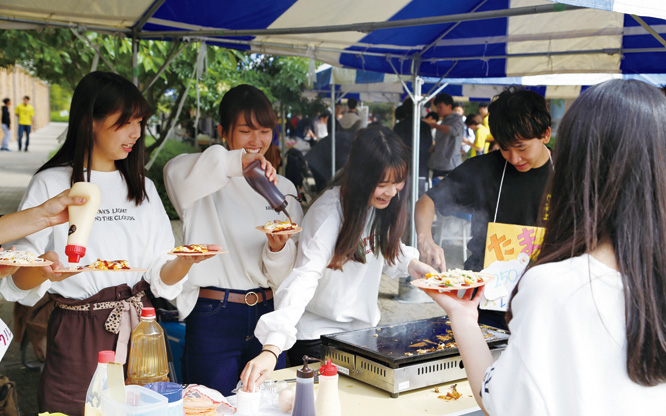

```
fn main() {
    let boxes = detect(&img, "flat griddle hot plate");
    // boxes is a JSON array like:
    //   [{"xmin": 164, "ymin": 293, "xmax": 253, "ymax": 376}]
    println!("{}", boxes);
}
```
[
  {"xmin": 321, "ymin": 316, "xmax": 509, "ymax": 369},
  {"xmin": 320, "ymin": 317, "xmax": 509, "ymax": 397}
]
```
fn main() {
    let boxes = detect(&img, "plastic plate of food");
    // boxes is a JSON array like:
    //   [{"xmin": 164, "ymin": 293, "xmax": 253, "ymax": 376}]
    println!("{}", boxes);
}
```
[
  {"xmin": 256, "ymin": 220, "xmax": 302, "ymax": 235},
  {"xmin": 0, "ymin": 250, "xmax": 53, "ymax": 267},
  {"xmin": 53, "ymin": 259, "xmax": 147, "ymax": 273},
  {"xmin": 168, "ymin": 244, "xmax": 227, "ymax": 256},
  {"xmin": 411, "ymin": 269, "xmax": 495, "ymax": 292}
]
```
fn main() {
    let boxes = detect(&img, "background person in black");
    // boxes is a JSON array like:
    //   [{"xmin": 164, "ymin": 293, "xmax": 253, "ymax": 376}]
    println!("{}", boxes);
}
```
[{"xmin": 414, "ymin": 87, "xmax": 552, "ymax": 329}]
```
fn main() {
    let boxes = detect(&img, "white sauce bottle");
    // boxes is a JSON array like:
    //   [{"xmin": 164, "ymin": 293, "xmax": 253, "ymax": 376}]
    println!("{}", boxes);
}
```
[{"xmin": 65, "ymin": 182, "xmax": 101, "ymax": 263}]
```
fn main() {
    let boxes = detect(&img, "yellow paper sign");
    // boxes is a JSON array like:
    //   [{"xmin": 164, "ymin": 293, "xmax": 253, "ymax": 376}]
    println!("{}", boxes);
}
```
[{"xmin": 483, "ymin": 222, "xmax": 545, "ymax": 268}]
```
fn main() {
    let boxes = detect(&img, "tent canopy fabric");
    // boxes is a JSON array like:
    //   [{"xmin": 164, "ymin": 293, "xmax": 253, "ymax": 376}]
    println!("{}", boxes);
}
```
[{"xmin": 1, "ymin": 0, "xmax": 665, "ymax": 79}]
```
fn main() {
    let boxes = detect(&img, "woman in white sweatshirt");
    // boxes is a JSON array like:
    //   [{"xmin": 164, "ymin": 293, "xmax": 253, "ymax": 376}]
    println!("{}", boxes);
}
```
[
  {"xmin": 164, "ymin": 84, "xmax": 304, "ymax": 396},
  {"xmin": 1, "ymin": 72, "xmax": 211, "ymax": 414},
  {"xmin": 241, "ymin": 125, "xmax": 436, "ymax": 389},
  {"xmin": 424, "ymin": 79, "xmax": 666, "ymax": 415}
]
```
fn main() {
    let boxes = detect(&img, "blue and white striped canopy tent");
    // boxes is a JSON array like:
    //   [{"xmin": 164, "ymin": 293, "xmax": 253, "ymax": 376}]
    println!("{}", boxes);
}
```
[{"xmin": 1, "ymin": 0, "xmax": 665, "ymax": 79}]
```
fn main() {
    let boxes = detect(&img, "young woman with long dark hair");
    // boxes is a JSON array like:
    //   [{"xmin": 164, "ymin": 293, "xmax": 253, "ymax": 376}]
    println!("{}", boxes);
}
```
[
  {"xmin": 164, "ymin": 84, "xmax": 304, "ymax": 396},
  {"xmin": 424, "ymin": 79, "xmax": 666, "ymax": 414},
  {"xmin": 240, "ymin": 125, "xmax": 437, "ymax": 389},
  {"xmin": 0, "ymin": 71, "xmax": 214, "ymax": 414}
]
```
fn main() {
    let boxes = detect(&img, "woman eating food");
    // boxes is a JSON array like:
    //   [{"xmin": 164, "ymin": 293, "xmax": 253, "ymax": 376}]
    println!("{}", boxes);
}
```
[
  {"xmin": 164, "ymin": 84, "xmax": 304, "ymax": 397},
  {"xmin": 422, "ymin": 79, "xmax": 666, "ymax": 414},
  {"xmin": 240, "ymin": 125, "xmax": 437, "ymax": 390},
  {"xmin": 0, "ymin": 72, "xmax": 214, "ymax": 414}
]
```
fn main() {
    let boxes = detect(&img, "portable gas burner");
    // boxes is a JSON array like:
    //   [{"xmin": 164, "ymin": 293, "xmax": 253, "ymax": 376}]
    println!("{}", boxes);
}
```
[{"xmin": 321, "ymin": 316, "xmax": 509, "ymax": 397}]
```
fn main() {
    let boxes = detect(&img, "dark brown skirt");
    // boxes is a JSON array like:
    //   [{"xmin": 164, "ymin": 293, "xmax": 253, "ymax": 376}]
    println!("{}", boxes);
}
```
[{"xmin": 38, "ymin": 280, "xmax": 150, "ymax": 416}]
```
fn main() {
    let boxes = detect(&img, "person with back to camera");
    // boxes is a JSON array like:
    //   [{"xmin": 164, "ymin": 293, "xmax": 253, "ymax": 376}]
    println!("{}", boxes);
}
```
[
  {"xmin": 423, "ymin": 93, "xmax": 465, "ymax": 178},
  {"xmin": 423, "ymin": 79, "xmax": 666, "ymax": 415},
  {"xmin": 164, "ymin": 84, "xmax": 304, "ymax": 397},
  {"xmin": 0, "ymin": 71, "xmax": 214, "ymax": 414},
  {"xmin": 239, "ymin": 125, "xmax": 437, "ymax": 390},
  {"xmin": 339, "ymin": 97, "xmax": 362, "ymax": 133},
  {"xmin": 415, "ymin": 87, "xmax": 553, "ymax": 330}
]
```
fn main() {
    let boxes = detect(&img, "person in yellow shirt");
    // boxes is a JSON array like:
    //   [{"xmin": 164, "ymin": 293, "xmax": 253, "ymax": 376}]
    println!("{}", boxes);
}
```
[{"xmin": 15, "ymin": 95, "xmax": 34, "ymax": 152}]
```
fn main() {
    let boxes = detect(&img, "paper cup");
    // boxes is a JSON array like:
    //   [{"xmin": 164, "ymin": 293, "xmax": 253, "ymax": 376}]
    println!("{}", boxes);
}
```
[{"xmin": 236, "ymin": 389, "xmax": 261, "ymax": 415}]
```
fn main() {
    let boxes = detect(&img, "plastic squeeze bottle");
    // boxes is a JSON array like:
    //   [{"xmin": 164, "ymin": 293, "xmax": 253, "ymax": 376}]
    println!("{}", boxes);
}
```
[
  {"xmin": 84, "ymin": 350, "xmax": 115, "ymax": 416},
  {"xmin": 66, "ymin": 182, "xmax": 101, "ymax": 263},
  {"xmin": 126, "ymin": 307, "xmax": 169, "ymax": 385},
  {"xmin": 315, "ymin": 359, "xmax": 341, "ymax": 416},
  {"xmin": 243, "ymin": 159, "xmax": 292, "ymax": 222},
  {"xmin": 291, "ymin": 356, "xmax": 316, "ymax": 416}
]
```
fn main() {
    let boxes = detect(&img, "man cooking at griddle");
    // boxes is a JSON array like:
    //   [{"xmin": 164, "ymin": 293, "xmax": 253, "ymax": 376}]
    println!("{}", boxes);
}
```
[{"xmin": 415, "ymin": 87, "xmax": 552, "ymax": 330}]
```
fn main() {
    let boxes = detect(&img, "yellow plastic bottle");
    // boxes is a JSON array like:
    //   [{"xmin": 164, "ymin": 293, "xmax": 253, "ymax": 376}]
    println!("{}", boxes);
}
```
[{"xmin": 126, "ymin": 307, "xmax": 169, "ymax": 385}]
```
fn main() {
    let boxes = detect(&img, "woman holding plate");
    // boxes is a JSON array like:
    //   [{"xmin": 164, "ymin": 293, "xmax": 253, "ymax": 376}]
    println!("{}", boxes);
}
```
[
  {"xmin": 1, "ymin": 72, "xmax": 214, "ymax": 414},
  {"xmin": 164, "ymin": 84, "xmax": 304, "ymax": 397},
  {"xmin": 423, "ymin": 79, "xmax": 666, "ymax": 414},
  {"xmin": 241, "ymin": 125, "xmax": 436, "ymax": 390}
]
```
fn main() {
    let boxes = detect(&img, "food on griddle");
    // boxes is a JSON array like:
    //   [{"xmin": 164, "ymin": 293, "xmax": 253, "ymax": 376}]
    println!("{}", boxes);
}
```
[
  {"xmin": 424, "ymin": 268, "xmax": 486, "ymax": 288},
  {"xmin": 409, "ymin": 342, "xmax": 427, "ymax": 348},
  {"xmin": 404, "ymin": 352, "xmax": 413, "ymax": 356}
]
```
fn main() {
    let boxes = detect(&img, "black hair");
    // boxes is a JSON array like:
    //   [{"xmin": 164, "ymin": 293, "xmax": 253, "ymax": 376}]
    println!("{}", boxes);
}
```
[
  {"xmin": 38, "ymin": 71, "xmax": 151, "ymax": 205},
  {"xmin": 329, "ymin": 125, "xmax": 410, "ymax": 270},
  {"xmin": 347, "ymin": 97, "xmax": 358, "ymax": 110},
  {"xmin": 488, "ymin": 86, "xmax": 550, "ymax": 149},
  {"xmin": 478, "ymin": 102, "xmax": 489, "ymax": 109},
  {"xmin": 217, "ymin": 84, "xmax": 277, "ymax": 144},
  {"xmin": 508, "ymin": 79, "xmax": 666, "ymax": 386},
  {"xmin": 453, "ymin": 102, "xmax": 464, "ymax": 109},
  {"xmin": 465, "ymin": 113, "xmax": 482, "ymax": 126},
  {"xmin": 23, "ymin": 96, "xmax": 29, "ymax": 101},
  {"xmin": 433, "ymin": 93, "xmax": 453, "ymax": 107},
  {"xmin": 425, "ymin": 112, "xmax": 439, "ymax": 121},
  {"xmin": 2, "ymin": 98, "xmax": 9, "ymax": 105}
]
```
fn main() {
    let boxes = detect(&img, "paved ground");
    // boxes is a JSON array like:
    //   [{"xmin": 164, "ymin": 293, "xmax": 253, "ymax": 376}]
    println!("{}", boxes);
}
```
[{"xmin": 0, "ymin": 123, "xmax": 468, "ymax": 414}]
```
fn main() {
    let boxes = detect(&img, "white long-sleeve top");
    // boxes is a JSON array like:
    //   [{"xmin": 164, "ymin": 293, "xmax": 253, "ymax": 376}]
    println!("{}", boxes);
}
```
[
  {"xmin": 0, "ymin": 167, "xmax": 182, "ymax": 306},
  {"xmin": 255, "ymin": 187, "xmax": 419, "ymax": 351},
  {"xmin": 482, "ymin": 254, "xmax": 666, "ymax": 415},
  {"xmin": 164, "ymin": 145, "xmax": 303, "ymax": 319}
]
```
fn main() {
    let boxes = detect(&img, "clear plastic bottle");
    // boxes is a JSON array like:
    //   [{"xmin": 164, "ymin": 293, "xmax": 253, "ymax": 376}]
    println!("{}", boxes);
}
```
[
  {"xmin": 84, "ymin": 350, "xmax": 115, "ymax": 416},
  {"xmin": 126, "ymin": 307, "xmax": 169, "ymax": 385},
  {"xmin": 315, "ymin": 359, "xmax": 341, "ymax": 416},
  {"xmin": 292, "ymin": 356, "xmax": 316, "ymax": 416}
]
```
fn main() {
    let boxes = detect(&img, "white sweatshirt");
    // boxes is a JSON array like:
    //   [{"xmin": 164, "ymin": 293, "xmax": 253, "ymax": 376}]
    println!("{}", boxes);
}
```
[
  {"xmin": 0, "ymin": 167, "xmax": 182, "ymax": 305},
  {"xmin": 164, "ymin": 145, "xmax": 303, "ymax": 319},
  {"xmin": 255, "ymin": 187, "xmax": 419, "ymax": 351},
  {"xmin": 482, "ymin": 254, "xmax": 666, "ymax": 415}
]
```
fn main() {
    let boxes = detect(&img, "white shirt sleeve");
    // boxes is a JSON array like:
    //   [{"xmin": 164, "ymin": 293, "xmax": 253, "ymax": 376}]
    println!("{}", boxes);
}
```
[
  {"xmin": 142, "ymin": 181, "xmax": 185, "ymax": 300},
  {"xmin": 261, "ymin": 180, "xmax": 304, "ymax": 288},
  {"xmin": 254, "ymin": 197, "xmax": 340, "ymax": 351},
  {"xmin": 164, "ymin": 145, "xmax": 243, "ymax": 217},
  {"xmin": 382, "ymin": 244, "xmax": 419, "ymax": 278},
  {"xmin": 481, "ymin": 268, "xmax": 553, "ymax": 415}
]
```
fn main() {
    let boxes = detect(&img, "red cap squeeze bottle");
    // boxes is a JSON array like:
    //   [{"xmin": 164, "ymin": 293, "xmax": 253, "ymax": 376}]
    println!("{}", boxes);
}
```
[
  {"xmin": 315, "ymin": 359, "xmax": 341, "ymax": 416},
  {"xmin": 65, "ymin": 182, "xmax": 101, "ymax": 263}
]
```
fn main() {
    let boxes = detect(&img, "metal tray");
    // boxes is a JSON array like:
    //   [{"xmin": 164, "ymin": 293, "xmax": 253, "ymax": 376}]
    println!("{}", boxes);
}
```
[{"xmin": 320, "ymin": 316, "xmax": 509, "ymax": 369}]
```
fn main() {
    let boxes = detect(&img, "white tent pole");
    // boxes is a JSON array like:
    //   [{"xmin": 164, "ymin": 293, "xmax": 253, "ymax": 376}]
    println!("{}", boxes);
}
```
[
  {"xmin": 132, "ymin": 37, "xmax": 139, "ymax": 86},
  {"xmin": 331, "ymin": 86, "xmax": 336, "ymax": 179},
  {"xmin": 409, "ymin": 75, "xmax": 423, "ymax": 247}
]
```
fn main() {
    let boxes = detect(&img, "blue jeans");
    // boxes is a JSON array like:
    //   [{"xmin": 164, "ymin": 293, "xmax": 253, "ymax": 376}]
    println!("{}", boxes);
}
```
[
  {"xmin": 1, "ymin": 124, "xmax": 9, "ymax": 150},
  {"xmin": 183, "ymin": 288, "xmax": 285, "ymax": 396},
  {"xmin": 18, "ymin": 124, "xmax": 31, "ymax": 150}
]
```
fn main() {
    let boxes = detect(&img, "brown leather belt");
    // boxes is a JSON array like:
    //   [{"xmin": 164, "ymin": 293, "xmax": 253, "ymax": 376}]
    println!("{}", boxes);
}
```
[{"xmin": 199, "ymin": 288, "xmax": 273, "ymax": 307}]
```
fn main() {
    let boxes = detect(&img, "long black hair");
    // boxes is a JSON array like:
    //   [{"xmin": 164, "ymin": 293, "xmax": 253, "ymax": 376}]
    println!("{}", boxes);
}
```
[
  {"xmin": 328, "ymin": 125, "xmax": 410, "ymax": 270},
  {"xmin": 509, "ymin": 79, "xmax": 666, "ymax": 386},
  {"xmin": 217, "ymin": 84, "xmax": 277, "ymax": 143},
  {"xmin": 37, "ymin": 71, "xmax": 151, "ymax": 205}
]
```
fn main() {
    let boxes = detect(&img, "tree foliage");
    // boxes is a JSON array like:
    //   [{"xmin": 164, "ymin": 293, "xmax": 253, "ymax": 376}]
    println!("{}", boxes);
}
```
[{"xmin": 0, "ymin": 29, "xmax": 319, "ymax": 154}]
